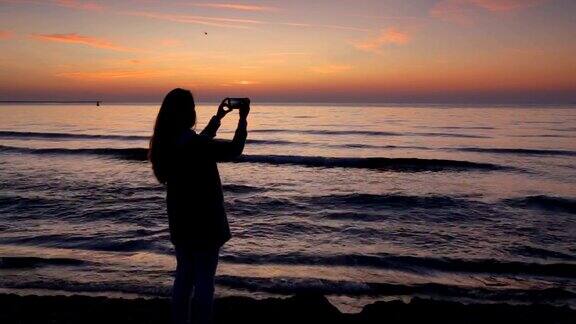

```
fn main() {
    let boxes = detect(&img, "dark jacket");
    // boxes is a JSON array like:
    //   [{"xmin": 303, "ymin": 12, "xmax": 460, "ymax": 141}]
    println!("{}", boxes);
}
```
[{"xmin": 166, "ymin": 116, "xmax": 247, "ymax": 250}]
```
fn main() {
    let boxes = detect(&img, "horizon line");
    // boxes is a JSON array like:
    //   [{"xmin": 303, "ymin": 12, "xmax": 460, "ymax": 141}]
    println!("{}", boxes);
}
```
[{"xmin": 1, "ymin": 100, "xmax": 575, "ymax": 107}]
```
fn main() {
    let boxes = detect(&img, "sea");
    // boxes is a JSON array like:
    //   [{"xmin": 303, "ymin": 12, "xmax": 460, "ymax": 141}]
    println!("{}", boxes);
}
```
[{"xmin": 0, "ymin": 103, "xmax": 575, "ymax": 312}]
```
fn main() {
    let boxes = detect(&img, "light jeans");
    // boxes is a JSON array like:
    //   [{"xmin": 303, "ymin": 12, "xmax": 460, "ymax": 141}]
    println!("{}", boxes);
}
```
[{"xmin": 172, "ymin": 246, "xmax": 220, "ymax": 324}]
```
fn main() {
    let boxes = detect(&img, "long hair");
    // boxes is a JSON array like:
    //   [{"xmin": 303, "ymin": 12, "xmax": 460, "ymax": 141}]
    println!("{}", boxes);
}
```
[{"xmin": 149, "ymin": 88, "xmax": 196, "ymax": 184}]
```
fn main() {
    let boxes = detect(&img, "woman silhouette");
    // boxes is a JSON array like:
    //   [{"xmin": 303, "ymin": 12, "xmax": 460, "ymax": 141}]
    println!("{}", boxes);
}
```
[{"xmin": 149, "ymin": 88, "xmax": 249, "ymax": 324}]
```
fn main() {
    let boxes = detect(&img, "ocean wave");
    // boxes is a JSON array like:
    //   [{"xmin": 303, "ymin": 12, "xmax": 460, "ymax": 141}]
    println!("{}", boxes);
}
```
[
  {"xmin": 511, "ymin": 134, "xmax": 574, "ymax": 138},
  {"xmin": 503, "ymin": 195, "xmax": 576, "ymax": 214},
  {"xmin": 0, "ymin": 130, "xmax": 148, "ymax": 140},
  {"xmin": 455, "ymin": 147, "xmax": 576, "ymax": 156},
  {"xmin": 246, "ymin": 139, "xmax": 301, "ymax": 145},
  {"xmin": 219, "ymin": 252, "xmax": 576, "ymax": 279},
  {"xmin": 1, "ymin": 275, "xmax": 572, "ymax": 303},
  {"xmin": 248, "ymin": 139, "xmax": 392, "ymax": 149},
  {"xmin": 249, "ymin": 129, "xmax": 394, "ymax": 136},
  {"xmin": 0, "ymin": 145, "xmax": 508, "ymax": 171},
  {"xmin": 0, "ymin": 194, "xmax": 62, "ymax": 211},
  {"xmin": 320, "ymin": 211, "xmax": 383, "ymax": 222},
  {"xmin": 0, "ymin": 279, "xmax": 171, "ymax": 297},
  {"xmin": 548, "ymin": 127, "xmax": 576, "ymax": 132},
  {"xmin": 315, "ymin": 192, "xmax": 383, "ymax": 209},
  {"xmin": 215, "ymin": 275, "xmax": 574, "ymax": 302},
  {"xmin": 222, "ymin": 184, "xmax": 267, "ymax": 193},
  {"xmin": 426, "ymin": 126, "xmax": 495, "ymax": 130},
  {"xmin": 1, "ymin": 234, "xmax": 168, "ymax": 253},
  {"xmin": 0, "ymin": 130, "xmax": 389, "ymax": 149},
  {"xmin": 249, "ymin": 129, "xmax": 491, "ymax": 138},
  {"xmin": 234, "ymin": 155, "xmax": 505, "ymax": 171},
  {"xmin": 0, "ymin": 145, "xmax": 148, "ymax": 161},
  {"xmin": 303, "ymin": 193, "xmax": 464, "ymax": 209},
  {"xmin": 0, "ymin": 131, "xmax": 501, "ymax": 151},
  {"xmin": 413, "ymin": 132, "xmax": 489, "ymax": 138},
  {"xmin": 513, "ymin": 246, "xmax": 576, "ymax": 261},
  {"xmin": 339, "ymin": 143, "xmax": 412, "ymax": 149},
  {"xmin": 228, "ymin": 196, "xmax": 305, "ymax": 213},
  {"xmin": 0, "ymin": 256, "xmax": 86, "ymax": 269}
]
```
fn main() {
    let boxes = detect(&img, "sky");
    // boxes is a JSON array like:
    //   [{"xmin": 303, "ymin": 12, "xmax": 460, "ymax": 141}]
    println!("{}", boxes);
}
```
[{"xmin": 0, "ymin": 0, "xmax": 575, "ymax": 103}]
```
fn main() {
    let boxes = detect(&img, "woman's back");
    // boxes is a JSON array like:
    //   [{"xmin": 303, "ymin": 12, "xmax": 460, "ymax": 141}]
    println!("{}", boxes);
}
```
[{"xmin": 166, "ymin": 116, "xmax": 247, "ymax": 249}]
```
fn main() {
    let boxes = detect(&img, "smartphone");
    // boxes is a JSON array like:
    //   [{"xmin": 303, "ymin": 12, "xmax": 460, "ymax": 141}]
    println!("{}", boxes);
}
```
[{"xmin": 228, "ymin": 98, "xmax": 250, "ymax": 109}]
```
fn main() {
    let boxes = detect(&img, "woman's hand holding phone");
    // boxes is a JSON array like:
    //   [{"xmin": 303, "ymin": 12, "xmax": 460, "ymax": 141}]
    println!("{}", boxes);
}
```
[
  {"xmin": 216, "ymin": 98, "xmax": 232, "ymax": 120},
  {"xmin": 216, "ymin": 97, "xmax": 250, "ymax": 121},
  {"xmin": 238, "ymin": 99, "xmax": 250, "ymax": 120}
]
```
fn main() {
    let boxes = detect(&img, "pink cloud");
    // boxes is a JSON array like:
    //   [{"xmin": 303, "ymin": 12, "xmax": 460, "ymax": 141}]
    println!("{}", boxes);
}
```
[
  {"xmin": 194, "ymin": 3, "xmax": 279, "ymax": 12},
  {"xmin": 126, "ymin": 11, "xmax": 263, "ymax": 29},
  {"xmin": 123, "ymin": 9, "xmax": 366, "ymax": 32},
  {"xmin": 277, "ymin": 21, "xmax": 369, "ymax": 32},
  {"xmin": 0, "ymin": 30, "xmax": 13, "ymax": 40},
  {"xmin": 0, "ymin": 0, "xmax": 103, "ymax": 10},
  {"xmin": 354, "ymin": 28, "xmax": 410, "ymax": 54},
  {"xmin": 470, "ymin": 0, "xmax": 547, "ymax": 12},
  {"xmin": 431, "ymin": 0, "xmax": 547, "ymax": 25},
  {"xmin": 57, "ymin": 70, "xmax": 163, "ymax": 80},
  {"xmin": 30, "ymin": 33, "xmax": 129, "ymax": 51},
  {"xmin": 54, "ymin": 0, "xmax": 103, "ymax": 10},
  {"xmin": 430, "ymin": 0, "xmax": 474, "ymax": 25}
]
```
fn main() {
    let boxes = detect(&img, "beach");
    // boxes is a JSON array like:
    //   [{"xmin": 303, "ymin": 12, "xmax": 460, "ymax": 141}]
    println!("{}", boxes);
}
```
[{"xmin": 1, "ymin": 293, "xmax": 574, "ymax": 324}]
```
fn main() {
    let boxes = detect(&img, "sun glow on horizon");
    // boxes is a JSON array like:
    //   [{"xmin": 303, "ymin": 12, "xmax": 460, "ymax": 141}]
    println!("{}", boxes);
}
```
[{"xmin": 0, "ymin": 0, "xmax": 575, "ymax": 103}]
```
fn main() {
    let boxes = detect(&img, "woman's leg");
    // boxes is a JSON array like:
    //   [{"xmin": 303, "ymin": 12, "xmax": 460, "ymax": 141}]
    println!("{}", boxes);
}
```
[
  {"xmin": 189, "ymin": 247, "xmax": 219, "ymax": 324},
  {"xmin": 172, "ymin": 247, "xmax": 195, "ymax": 324}
]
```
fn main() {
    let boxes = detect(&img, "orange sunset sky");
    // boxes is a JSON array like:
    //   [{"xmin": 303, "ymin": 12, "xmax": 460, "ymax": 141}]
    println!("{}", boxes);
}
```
[{"xmin": 0, "ymin": 0, "xmax": 575, "ymax": 103}]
